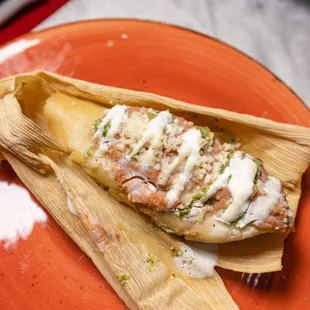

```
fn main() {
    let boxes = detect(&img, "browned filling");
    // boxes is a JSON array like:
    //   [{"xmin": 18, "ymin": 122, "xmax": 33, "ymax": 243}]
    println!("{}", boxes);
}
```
[{"xmin": 90, "ymin": 108, "xmax": 292, "ymax": 232}]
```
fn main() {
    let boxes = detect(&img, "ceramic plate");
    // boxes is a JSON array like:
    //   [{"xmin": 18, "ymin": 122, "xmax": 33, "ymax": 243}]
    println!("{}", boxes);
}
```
[{"xmin": 0, "ymin": 19, "xmax": 309, "ymax": 310}]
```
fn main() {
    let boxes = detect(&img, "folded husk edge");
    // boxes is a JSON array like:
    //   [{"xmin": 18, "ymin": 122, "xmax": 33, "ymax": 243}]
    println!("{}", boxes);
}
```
[{"xmin": 0, "ymin": 70, "xmax": 310, "ymax": 309}]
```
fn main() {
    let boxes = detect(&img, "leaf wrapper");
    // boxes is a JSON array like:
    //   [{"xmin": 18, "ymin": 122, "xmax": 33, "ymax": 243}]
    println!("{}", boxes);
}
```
[{"xmin": 0, "ymin": 71, "xmax": 309, "ymax": 309}]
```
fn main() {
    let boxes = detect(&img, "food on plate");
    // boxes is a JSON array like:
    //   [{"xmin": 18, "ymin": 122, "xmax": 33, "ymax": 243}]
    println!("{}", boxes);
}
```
[
  {"xmin": 1, "ymin": 71, "xmax": 309, "ymax": 310},
  {"xmin": 44, "ymin": 93, "xmax": 294, "ymax": 243}
]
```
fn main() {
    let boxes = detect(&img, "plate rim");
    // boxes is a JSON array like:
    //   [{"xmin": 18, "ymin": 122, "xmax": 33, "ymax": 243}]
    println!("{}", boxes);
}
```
[
  {"xmin": 0, "ymin": 17, "xmax": 309, "ymax": 310},
  {"xmin": 0, "ymin": 18, "xmax": 309, "ymax": 113}
]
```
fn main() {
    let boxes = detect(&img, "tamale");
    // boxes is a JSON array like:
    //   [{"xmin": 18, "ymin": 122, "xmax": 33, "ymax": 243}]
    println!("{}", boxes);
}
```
[
  {"xmin": 0, "ymin": 71, "xmax": 309, "ymax": 309},
  {"xmin": 43, "ymin": 92, "xmax": 294, "ymax": 243}
]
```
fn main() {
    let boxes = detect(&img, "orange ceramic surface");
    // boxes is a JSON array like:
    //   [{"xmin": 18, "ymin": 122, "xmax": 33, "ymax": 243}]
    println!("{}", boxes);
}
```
[{"xmin": 0, "ymin": 20, "xmax": 309, "ymax": 310}]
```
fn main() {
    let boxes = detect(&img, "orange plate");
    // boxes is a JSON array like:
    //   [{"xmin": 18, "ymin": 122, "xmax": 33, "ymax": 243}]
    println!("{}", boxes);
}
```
[{"xmin": 0, "ymin": 20, "xmax": 309, "ymax": 310}]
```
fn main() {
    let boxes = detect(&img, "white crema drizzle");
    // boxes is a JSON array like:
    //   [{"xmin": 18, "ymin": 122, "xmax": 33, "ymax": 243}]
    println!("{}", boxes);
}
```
[
  {"xmin": 125, "ymin": 111, "xmax": 172, "ymax": 165},
  {"xmin": 174, "ymin": 241, "xmax": 217, "ymax": 278},
  {"xmin": 92, "ymin": 107, "xmax": 283, "ymax": 227},
  {"xmin": 236, "ymin": 176, "xmax": 282, "ymax": 228},
  {"xmin": 164, "ymin": 128, "xmax": 202, "ymax": 206},
  {"xmin": 199, "ymin": 151, "xmax": 258, "ymax": 223},
  {"xmin": 94, "ymin": 105, "xmax": 128, "ymax": 139},
  {"xmin": 94, "ymin": 105, "xmax": 128, "ymax": 155}
]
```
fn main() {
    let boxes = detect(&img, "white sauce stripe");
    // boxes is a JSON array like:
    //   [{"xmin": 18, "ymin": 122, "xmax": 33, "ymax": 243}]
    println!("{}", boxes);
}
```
[
  {"xmin": 237, "ymin": 176, "xmax": 282, "ymax": 228},
  {"xmin": 91, "ymin": 105, "xmax": 284, "ymax": 228},
  {"xmin": 201, "ymin": 151, "xmax": 257, "ymax": 223},
  {"xmin": 0, "ymin": 182, "xmax": 47, "ymax": 248},
  {"xmin": 174, "ymin": 241, "xmax": 217, "ymax": 278},
  {"xmin": 126, "ymin": 111, "xmax": 172, "ymax": 164},
  {"xmin": 94, "ymin": 105, "xmax": 128, "ymax": 139},
  {"xmin": 166, "ymin": 128, "xmax": 202, "ymax": 206}
]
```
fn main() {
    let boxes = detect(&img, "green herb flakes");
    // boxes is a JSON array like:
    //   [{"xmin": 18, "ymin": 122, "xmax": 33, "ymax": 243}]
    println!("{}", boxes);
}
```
[
  {"xmin": 147, "ymin": 112, "xmax": 157, "ymax": 120},
  {"xmin": 219, "ymin": 165, "xmax": 225, "ymax": 174},
  {"xmin": 178, "ymin": 206, "xmax": 192, "ymax": 219},
  {"xmin": 192, "ymin": 192, "xmax": 204, "ymax": 200},
  {"xmin": 192, "ymin": 184, "xmax": 210, "ymax": 200},
  {"xmin": 84, "ymin": 146, "xmax": 94, "ymax": 159},
  {"xmin": 197, "ymin": 126, "xmax": 211, "ymax": 139},
  {"xmin": 146, "ymin": 253, "xmax": 155, "ymax": 271},
  {"xmin": 227, "ymin": 149, "xmax": 235, "ymax": 160},
  {"xmin": 219, "ymin": 149, "xmax": 235, "ymax": 174},
  {"xmin": 253, "ymin": 173, "xmax": 259, "ymax": 188},
  {"xmin": 117, "ymin": 274, "xmax": 130, "ymax": 285},
  {"xmin": 102, "ymin": 120, "xmax": 111, "ymax": 137},
  {"xmin": 93, "ymin": 118, "xmax": 102, "ymax": 132},
  {"xmin": 254, "ymin": 158, "xmax": 263, "ymax": 167}
]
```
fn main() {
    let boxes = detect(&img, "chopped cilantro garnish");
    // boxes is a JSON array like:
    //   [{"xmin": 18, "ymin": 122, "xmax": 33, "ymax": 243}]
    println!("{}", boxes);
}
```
[
  {"xmin": 147, "ymin": 112, "xmax": 157, "ymax": 120},
  {"xmin": 250, "ymin": 158, "xmax": 263, "ymax": 188},
  {"xmin": 252, "ymin": 160, "xmax": 263, "ymax": 188},
  {"xmin": 146, "ymin": 253, "xmax": 155, "ymax": 271},
  {"xmin": 219, "ymin": 165, "xmax": 225, "ymax": 174},
  {"xmin": 84, "ymin": 146, "xmax": 95, "ymax": 159},
  {"xmin": 102, "ymin": 120, "xmax": 111, "ymax": 137},
  {"xmin": 253, "ymin": 175, "xmax": 259, "ymax": 188},
  {"xmin": 192, "ymin": 184, "xmax": 211, "ymax": 200},
  {"xmin": 227, "ymin": 149, "xmax": 235, "ymax": 160},
  {"xmin": 93, "ymin": 118, "xmax": 102, "ymax": 132},
  {"xmin": 192, "ymin": 192, "xmax": 204, "ymax": 200},
  {"xmin": 127, "ymin": 146, "xmax": 134, "ymax": 154},
  {"xmin": 197, "ymin": 126, "xmax": 211, "ymax": 139},
  {"xmin": 254, "ymin": 158, "xmax": 263, "ymax": 167},
  {"xmin": 178, "ymin": 206, "xmax": 192, "ymax": 219},
  {"xmin": 117, "ymin": 274, "xmax": 130, "ymax": 284},
  {"xmin": 219, "ymin": 149, "xmax": 235, "ymax": 174},
  {"xmin": 227, "ymin": 174, "xmax": 232, "ymax": 182}
]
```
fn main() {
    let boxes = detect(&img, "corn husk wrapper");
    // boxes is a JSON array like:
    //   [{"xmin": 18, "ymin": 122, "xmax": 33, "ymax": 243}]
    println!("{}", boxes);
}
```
[{"xmin": 0, "ymin": 71, "xmax": 309, "ymax": 309}]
